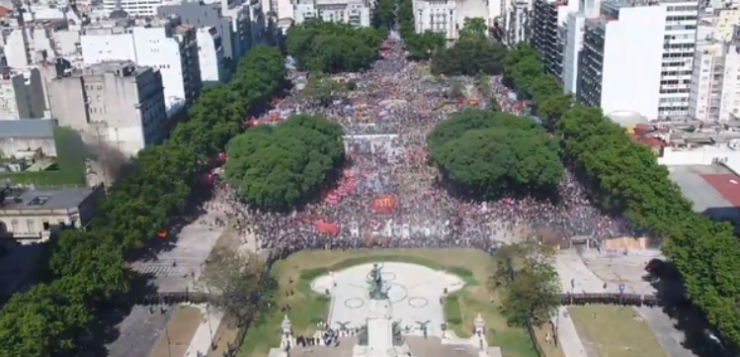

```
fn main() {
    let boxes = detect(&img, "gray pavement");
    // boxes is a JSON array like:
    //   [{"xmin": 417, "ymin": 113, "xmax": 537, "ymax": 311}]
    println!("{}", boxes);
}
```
[
  {"xmin": 108, "ymin": 204, "xmax": 229, "ymax": 357},
  {"xmin": 555, "ymin": 248, "xmax": 698, "ymax": 357},
  {"xmin": 107, "ymin": 305, "xmax": 175, "ymax": 357}
]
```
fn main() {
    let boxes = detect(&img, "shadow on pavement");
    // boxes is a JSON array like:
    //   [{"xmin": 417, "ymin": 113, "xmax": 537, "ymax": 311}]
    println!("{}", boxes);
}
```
[{"xmin": 647, "ymin": 258, "xmax": 739, "ymax": 357}]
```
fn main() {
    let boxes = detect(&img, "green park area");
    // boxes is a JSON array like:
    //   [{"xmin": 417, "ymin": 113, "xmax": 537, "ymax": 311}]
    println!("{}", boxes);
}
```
[
  {"xmin": 569, "ymin": 305, "xmax": 666, "ymax": 357},
  {"xmin": 238, "ymin": 249, "xmax": 542, "ymax": 357},
  {"xmin": 0, "ymin": 127, "xmax": 86, "ymax": 186}
]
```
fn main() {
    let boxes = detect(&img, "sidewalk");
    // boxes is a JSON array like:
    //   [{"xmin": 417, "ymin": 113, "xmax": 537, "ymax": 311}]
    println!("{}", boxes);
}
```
[{"xmin": 184, "ymin": 304, "xmax": 225, "ymax": 357}]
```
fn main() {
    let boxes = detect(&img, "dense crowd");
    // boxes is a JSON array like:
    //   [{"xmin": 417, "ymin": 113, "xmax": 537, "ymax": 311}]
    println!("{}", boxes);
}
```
[{"xmin": 213, "ymin": 33, "xmax": 631, "ymax": 259}]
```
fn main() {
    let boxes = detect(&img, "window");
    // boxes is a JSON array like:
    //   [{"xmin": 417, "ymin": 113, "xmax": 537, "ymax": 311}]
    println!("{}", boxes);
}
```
[
  {"xmin": 26, "ymin": 219, "xmax": 34, "ymax": 233},
  {"xmin": 11, "ymin": 220, "xmax": 18, "ymax": 232}
]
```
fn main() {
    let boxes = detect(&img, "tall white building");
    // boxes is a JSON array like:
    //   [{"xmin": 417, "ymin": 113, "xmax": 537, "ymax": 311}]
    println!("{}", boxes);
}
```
[
  {"xmin": 45, "ymin": 60, "xmax": 168, "ymax": 157},
  {"xmin": 575, "ymin": 0, "xmax": 699, "ymax": 120},
  {"xmin": 688, "ymin": 5, "xmax": 740, "ymax": 122},
  {"xmin": 102, "ymin": 0, "xmax": 174, "ymax": 17},
  {"xmin": 529, "ymin": 0, "xmax": 579, "ymax": 79},
  {"xmin": 688, "ymin": 40, "xmax": 740, "ymax": 121},
  {"xmin": 503, "ymin": 0, "xmax": 532, "ymax": 44},
  {"xmin": 0, "ymin": 17, "xmax": 82, "ymax": 68},
  {"xmin": 196, "ymin": 27, "xmax": 228, "ymax": 85},
  {"xmin": 561, "ymin": 0, "xmax": 602, "ymax": 94},
  {"xmin": 293, "ymin": 0, "xmax": 373, "ymax": 27},
  {"xmin": 80, "ymin": 16, "xmax": 202, "ymax": 116},
  {"xmin": 412, "ymin": 0, "xmax": 458, "ymax": 39},
  {"xmin": 0, "ymin": 68, "xmax": 47, "ymax": 120}
]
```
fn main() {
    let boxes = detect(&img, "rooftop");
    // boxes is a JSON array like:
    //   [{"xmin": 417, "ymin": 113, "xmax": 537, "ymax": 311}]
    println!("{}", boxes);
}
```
[
  {"xmin": 0, "ymin": 186, "xmax": 95, "ymax": 211},
  {"xmin": 669, "ymin": 165, "xmax": 740, "ymax": 224},
  {"xmin": 0, "ymin": 119, "xmax": 56, "ymax": 139}
]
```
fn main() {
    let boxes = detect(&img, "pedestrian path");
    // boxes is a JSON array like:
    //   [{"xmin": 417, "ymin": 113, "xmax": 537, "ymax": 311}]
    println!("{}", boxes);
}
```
[
  {"xmin": 184, "ymin": 304, "xmax": 225, "ymax": 357},
  {"xmin": 556, "ymin": 307, "xmax": 588, "ymax": 357}
]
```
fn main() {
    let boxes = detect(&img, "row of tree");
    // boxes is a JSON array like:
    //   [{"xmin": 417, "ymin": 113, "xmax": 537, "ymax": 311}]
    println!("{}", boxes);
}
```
[
  {"xmin": 502, "ymin": 44, "xmax": 572, "ymax": 130},
  {"xmin": 0, "ymin": 45, "xmax": 289, "ymax": 356},
  {"xmin": 286, "ymin": 21, "xmax": 387, "ymax": 73},
  {"xmin": 224, "ymin": 114, "xmax": 345, "ymax": 211},
  {"xmin": 426, "ymin": 108, "xmax": 563, "ymax": 199},
  {"xmin": 430, "ymin": 19, "xmax": 506, "ymax": 76},
  {"xmin": 506, "ymin": 44, "xmax": 740, "ymax": 347}
]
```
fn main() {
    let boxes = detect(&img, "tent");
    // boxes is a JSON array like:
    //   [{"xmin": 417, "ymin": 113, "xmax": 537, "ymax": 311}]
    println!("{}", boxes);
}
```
[{"xmin": 315, "ymin": 221, "xmax": 339, "ymax": 236}]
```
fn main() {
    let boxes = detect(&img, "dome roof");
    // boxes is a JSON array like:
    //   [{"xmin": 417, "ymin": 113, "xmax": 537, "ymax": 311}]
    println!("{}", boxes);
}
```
[{"xmin": 108, "ymin": 9, "xmax": 128, "ymax": 19}]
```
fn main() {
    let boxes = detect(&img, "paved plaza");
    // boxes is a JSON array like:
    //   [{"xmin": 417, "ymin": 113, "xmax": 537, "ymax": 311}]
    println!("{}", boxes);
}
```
[{"xmin": 312, "ymin": 262, "xmax": 465, "ymax": 335}]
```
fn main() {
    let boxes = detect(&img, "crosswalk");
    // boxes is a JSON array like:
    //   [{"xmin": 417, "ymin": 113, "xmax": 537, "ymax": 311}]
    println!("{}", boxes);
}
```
[{"xmin": 131, "ymin": 264, "xmax": 190, "ymax": 278}]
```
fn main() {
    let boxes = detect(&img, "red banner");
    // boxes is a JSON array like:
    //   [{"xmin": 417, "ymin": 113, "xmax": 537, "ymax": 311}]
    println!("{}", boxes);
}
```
[{"xmin": 372, "ymin": 194, "xmax": 396, "ymax": 213}]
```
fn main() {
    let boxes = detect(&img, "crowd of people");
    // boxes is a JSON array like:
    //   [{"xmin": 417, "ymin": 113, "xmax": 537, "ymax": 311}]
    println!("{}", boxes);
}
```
[{"xmin": 213, "ymin": 32, "xmax": 631, "ymax": 260}]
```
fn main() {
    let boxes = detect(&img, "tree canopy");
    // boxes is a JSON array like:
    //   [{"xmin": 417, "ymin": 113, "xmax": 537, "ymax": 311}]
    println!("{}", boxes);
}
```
[
  {"xmin": 0, "ymin": 44, "xmax": 287, "ymax": 356},
  {"xmin": 427, "ymin": 109, "xmax": 563, "ymax": 198},
  {"xmin": 286, "ymin": 20, "xmax": 386, "ymax": 73},
  {"xmin": 431, "ymin": 35, "xmax": 506, "ymax": 76},
  {"xmin": 505, "ymin": 43, "xmax": 740, "ymax": 348},
  {"xmin": 225, "ymin": 114, "xmax": 345, "ymax": 210},
  {"xmin": 490, "ymin": 240, "xmax": 561, "ymax": 328},
  {"xmin": 373, "ymin": 0, "xmax": 395, "ymax": 29},
  {"xmin": 503, "ymin": 44, "xmax": 572, "ymax": 129}
]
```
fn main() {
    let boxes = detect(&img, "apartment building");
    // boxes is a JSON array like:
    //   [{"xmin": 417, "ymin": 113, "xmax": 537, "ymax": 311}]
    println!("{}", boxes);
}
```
[
  {"xmin": 80, "ymin": 15, "xmax": 202, "ymax": 116},
  {"xmin": 0, "ymin": 67, "xmax": 46, "ymax": 120},
  {"xmin": 688, "ymin": 4, "xmax": 740, "ymax": 122},
  {"xmin": 503, "ymin": 0, "xmax": 532, "ymax": 44},
  {"xmin": 196, "ymin": 27, "xmax": 227, "ymax": 85},
  {"xmin": 0, "ymin": 16, "xmax": 81, "ymax": 68},
  {"xmin": 412, "ymin": 0, "xmax": 458, "ymax": 39},
  {"xmin": 575, "ymin": 0, "xmax": 699, "ymax": 120},
  {"xmin": 294, "ymin": 0, "xmax": 373, "ymax": 27},
  {"xmin": 157, "ymin": 0, "xmax": 264, "ymax": 68},
  {"xmin": 529, "ymin": 0, "xmax": 578, "ymax": 79},
  {"xmin": 45, "ymin": 60, "xmax": 167, "ymax": 157}
]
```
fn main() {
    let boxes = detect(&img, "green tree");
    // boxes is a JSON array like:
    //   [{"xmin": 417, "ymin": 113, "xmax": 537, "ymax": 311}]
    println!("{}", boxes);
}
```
[
  {"xmin": 427, "ymin": 109, "xmax": 563, "ymax": 198},
  {"xmin": 490, "ymin": 241, "xmax": 561, "ymax": 328},
  {"xmin": 0, "ymin": 284, "xmax": 89, "ymax": 356},
  {"xmin": 198, "ymin": 247, "xmax": 270, "ymax": 322},
  {"xmin": 373, "ymin": 0, "xmax": 395, "ymax": 29},
  {"xmin": 286, "ymin": 21, "xmax": 386, "ymax": 73},
  {"xmin": 50, "ymin": 231, "xmax": 129, "ymax": 302},
  {"xmin": 225, "ymin": 114, "xmax": 344, "ymax": 210},
  {"xmin": 431, "ymin": 39, "xmax": 506, "ymax": 76},
  {"xmin": 0, "ymin": 42, "xmax": 289, "ymax": 357},
  {"xmin": 303, "ymin": 72, "xmax": 345, "ymax": 106},
  {"xmin": 459, "ymin": 17, "xmax": 487, "ymax": 41},
  {"xmin": 405, "ymin": 31, "xmax": 445, "ymax": 60}
]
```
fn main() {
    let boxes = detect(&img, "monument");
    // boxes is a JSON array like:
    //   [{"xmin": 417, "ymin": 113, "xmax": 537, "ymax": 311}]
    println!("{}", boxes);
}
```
[{"xmin": 269, "ymin": 262, "xmax": 502, "ymax": 357}]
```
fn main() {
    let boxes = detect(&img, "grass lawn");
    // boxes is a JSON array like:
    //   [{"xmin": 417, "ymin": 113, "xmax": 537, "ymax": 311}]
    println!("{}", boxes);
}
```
[
  {"xmin": 569, "ymin": 305, "xmax": 667, "ymax": 357},
  {"xmin": 238, "ymin": 249, "xmax": 540, "ymax": 357},
  {"xmin": 149, "ymin": 305, "xmax": 203, "ymax": 357}
]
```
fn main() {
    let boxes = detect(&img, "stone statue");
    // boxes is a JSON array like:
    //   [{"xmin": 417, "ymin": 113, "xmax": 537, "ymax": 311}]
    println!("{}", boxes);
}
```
[{"xmin": 367, "ymin": 263, "xmax": 389, "ymax": 300}]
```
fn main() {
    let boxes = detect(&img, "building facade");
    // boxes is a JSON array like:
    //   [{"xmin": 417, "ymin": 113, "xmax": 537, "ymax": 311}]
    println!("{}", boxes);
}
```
[
  {"xmin": 412, "ymin": 0, "xmax": 458, "ymax": 39},
  {"xmin": 503, "ymin": 0, "xmax": 532, "ymax": 44},
  {"xmin": 0, "ymin": 68, "xmax": 46, "ymax": 120},
  {"xmin": 157, "ymin": 0, "xmax": 259, "ymax": 69},
  {"xmin": 0, "ymin": 185, "xmax": 102, "ymax": 243},
  {"xmin": 688, "ymin": 23, "xmax": 740, "ymax": 121},
  {"xmin": 294, "ymin": 0, "xmax": 373, "ymax": 27},
  {"xmin": 80, "ymin": 16, "xmax": 202, "ymax": 116},
  {"xmin": 530, "ymin": 0, "xmax": 578, "ymax": 79},
  {"xmin": 196, "ymin": 27, "xmax": 228, "ymax": 85},
  {"xmin": 575, "ymin": 0, "xmax": 699, "ymax": 120},
  {"xmin": 45, "ymin": 61, "xmax": 168, "ymax": 158}
]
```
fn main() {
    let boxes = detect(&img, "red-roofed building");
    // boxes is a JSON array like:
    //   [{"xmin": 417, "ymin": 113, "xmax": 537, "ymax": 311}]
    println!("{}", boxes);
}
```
[{"xmin": 0, "ymin": 6, "xmax": 10, "ymax": 18}]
